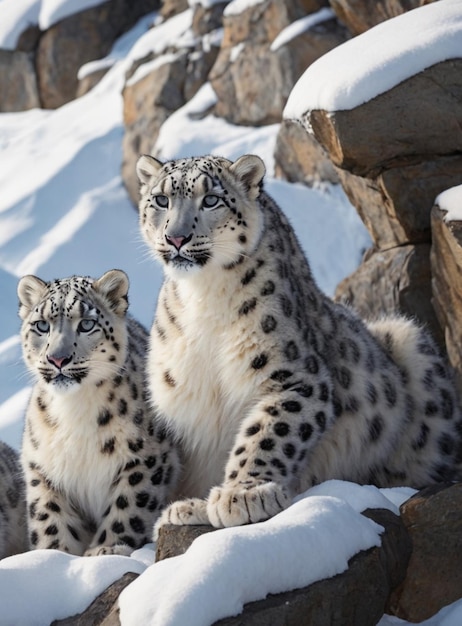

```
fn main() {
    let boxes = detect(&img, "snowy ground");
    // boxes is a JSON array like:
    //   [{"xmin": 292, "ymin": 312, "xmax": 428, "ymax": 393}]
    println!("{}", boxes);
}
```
[{"xmin": 0, "ymin": 0, "xmax": 461, "ymax": 624}]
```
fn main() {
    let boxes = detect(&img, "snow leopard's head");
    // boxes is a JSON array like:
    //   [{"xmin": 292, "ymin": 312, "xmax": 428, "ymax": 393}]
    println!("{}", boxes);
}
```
[
  {"xmin": 136, "ymin": 154, "xmax": 266, "ymax": 276},
  {"xmin": 18, "ymin": 270, "xmax": 129, "ymax": 392}
]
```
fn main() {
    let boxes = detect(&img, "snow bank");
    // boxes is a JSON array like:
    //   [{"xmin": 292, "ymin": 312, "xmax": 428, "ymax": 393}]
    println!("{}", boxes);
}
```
[{"xmin": 284, "ymin": 0, "xmax": 462, "ymax": 117}]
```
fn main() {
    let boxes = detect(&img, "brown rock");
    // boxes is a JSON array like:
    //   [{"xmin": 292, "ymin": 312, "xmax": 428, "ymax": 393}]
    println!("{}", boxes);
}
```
[
  {"xmin": 221, "ymin": 0, "xmax": 328, "ymax": 48},
  {"xmin": 335, "ymin": 244, "xmax": 444, "ymax": 348},
  {"xmin": 156, "ymin": 523, "xmax": 217, "ymax": 560},
  {"xmin": 191, "ymin": 1, "xmax": 227, "ymax": 37},
  {"xmin": 36, "ymin": 0, "xmax": 160, "ymax": 109},
  {"xmin": 305, "ymin": 59, "xmax": 462, "ymax": 177},
  {"xmin": 431, "ymin": 205, "xmax": 462, "ymax": 394},
  {"xmin": 156, "ymin": 510, "xmax": 410, "ymax": 626},
  {"xmin": 122, "ymin": 44, "xmax": 218, "ymax": 205},
  {"xmin": 336, "ymin": 155, "xmax": 462, "ymax": 248},
  {"xmin": 52, "ymin": 572, "xmax": 139, "ymax": 626},
  {"xmin": 160, "ymin": 0, "xmax": 189, "ymax": 20},
  {"xmin": 16, "ymin": 24, "xmax": 41, "ymax": 53},
  {"xmin": 274, "ymin": 119, "xmax": 339, "ymax": 185},
  {"xmin": 211, "ymin": 15, "xmax": 347, "ymax": 125},
  {"xmin": 389, "ymin": 483, "xmax": 462, "ymax": 622},
  {"xmin": 0, "ymin": 49, "xmax": 40, "ymax": 112},
  {"xmin": 76, "ymin": 67, "xmax": 111, "ymax": 98},
  {"xmin": 329, "ymin": 0, "xmax": 436, "ymax": 36}
]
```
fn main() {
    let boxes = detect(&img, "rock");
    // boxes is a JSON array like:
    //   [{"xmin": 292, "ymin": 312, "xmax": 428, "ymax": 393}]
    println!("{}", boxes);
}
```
[
  {"xmin": 51, "ymin": 572, "xmax": 138, "ymax": 626},
  {"xmin": 192, "ymin": 1, "xmax": 228, "ymax": 37},
  {"xmin": 16, "ymin": 24, "xmax": 41, "ymax": 53},
  {"xmin": 122, "ymin": 43, "xmax": 218, "ymax": 205},
  {"xmin": 329, "ymin": 0, "xmax": 435, "ymax": 36},
  {"xmin": 76, "ymin": 67, "xmax": 112, "ymax": 98},
  {"xmin": 274, "ymin": 119, "xmax": 339, "ymax": 185},
  {"xmin": 335, "ymin": 244, "xmax": 444, "ymax": 348},
  {"xmin": 388, "ymin": 483, "xmax": 462, "ymax": 622},
  {"xmin": 305, "ymin": 59, "xmax": 462, "ymax": 177},
  {"xmin": 335, "ymin": 156, "xmax": 462, "ymax": 248},
  {"xmin": 156, "ymin": 509, "xmax": 410, "ymax": 626},
  {"xmin": 36, "ymin": 0, "xmax": 160, "ymax": 109},
  {"xmin": 430, "ymin": 205, "xmax": 462, "ymax": 394},
  {"xmin": 156, "ymin": 523, "xmax": 216, "ymax": 560},
  {"xmin": 211, "ymin": 12, "xmax": 347, "ymax": 125},
  {"xmin": 160, "ymin": 0, "xmax": 189, "ymax": 20},
  {"xmin": 0, "ymin": 49, "xmax": 40, "ymax": 112}
]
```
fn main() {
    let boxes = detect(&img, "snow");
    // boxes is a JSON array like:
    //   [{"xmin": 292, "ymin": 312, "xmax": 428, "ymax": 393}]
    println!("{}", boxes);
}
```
[
  {"xmin": 0, "ymin": 0, "xmax": 40, "ymax": 50},
  {"xmin": 119, "ymin": 482, "xmax": 388, "ymax": 626},
  {"xmin": 38, "ymin": 0, "xmax": 107, "ymax": 30},
  {"xmin": 437, "ymin": 185, "xmax": 462, "ymax": 222},
  {"xmin": 0, "ymin": 2, "xmax": 460, "ymax": 624},
  {"xmin": 284, "ymin": 0, "xmax": 462, "ymax": 117},
  {"xmin": 270, "ymin": 8, "xmax": 336, "ymax": 52},
  {"xmin": 224, "ymin": 0, "xmax": 265, "ymax": 16}
]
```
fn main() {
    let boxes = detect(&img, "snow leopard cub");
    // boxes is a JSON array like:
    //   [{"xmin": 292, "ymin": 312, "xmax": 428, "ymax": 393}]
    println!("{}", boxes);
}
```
[
  {"xmin": 18, "ymin": 270, "xmax": 180, "ymax": 555},
  {"xmin": 0, "ymin": 441, "xmax": 27, "ymax": 558},
  {"xmin": 136, "ymin": 153, "xmax": 462, "ymax": 532}
]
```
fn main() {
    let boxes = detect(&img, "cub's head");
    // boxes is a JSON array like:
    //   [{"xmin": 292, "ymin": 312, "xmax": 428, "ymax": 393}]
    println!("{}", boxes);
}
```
[
  {"xmin": 136, "ymin": 154, "xmax": 266, "ymax": 275},
  {"xmin": 17, "ymin": 270, "xmax": 129, "ymax": 393}
]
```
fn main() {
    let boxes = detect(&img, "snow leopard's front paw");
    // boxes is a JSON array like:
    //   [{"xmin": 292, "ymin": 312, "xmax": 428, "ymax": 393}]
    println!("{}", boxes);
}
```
[
  {"xmin": 153, "ymin": 497, "xmax": 210, "ymax": 540},
  {"xmin": 206, "ymin": 481, "xmax": 291, "ymax": 528},
  {"xmin": 84, "ymin": 543, "xmax": 133, "ymax": 557}
]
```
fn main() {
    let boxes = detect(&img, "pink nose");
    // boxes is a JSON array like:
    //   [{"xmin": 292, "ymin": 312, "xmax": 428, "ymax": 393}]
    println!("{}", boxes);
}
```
[
  {"xmin": 165, "ymin": 234, "xmax": 192, "ymax": 250},
  {"xmin": 47, "ymin": 355, "xmax": 72, "ymax": 369}
]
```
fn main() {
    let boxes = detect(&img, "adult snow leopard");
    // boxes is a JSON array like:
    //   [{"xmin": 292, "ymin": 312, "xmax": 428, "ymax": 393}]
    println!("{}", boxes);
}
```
[
  {"xmin": 18, "ymin": 270, "xmax": 180, "ymax": 555},
  {"xmin": 136, "ymin": 153, "xmax": 462, "ymax": 531}
]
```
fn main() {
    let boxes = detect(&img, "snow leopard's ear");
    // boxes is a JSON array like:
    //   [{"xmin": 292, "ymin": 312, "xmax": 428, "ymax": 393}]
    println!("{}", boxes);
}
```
[
  {"xmin": 229, "ymin": 155, "xmax": 266, "ymax": 200},
  {"xmin": 93, "ymin": 269, "xmax": 129, "ymax": 317},
  {"xmin": 136, "ymin": 155, "xmax": 164, "ymax": 186},
  {"xmin": 17, "ymin": 275, "xmax": 48, "ymax": 319}
]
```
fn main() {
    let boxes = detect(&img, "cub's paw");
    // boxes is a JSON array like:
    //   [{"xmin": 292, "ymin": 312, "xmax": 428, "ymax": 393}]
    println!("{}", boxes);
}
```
[
  {"xmin": 207, "ymin": 481, "xmax": 291, "ymax": 528},
  {"xmin": 153, "ymin": 498, "xmax": 209, "ymax": 540},
  {"xmin": 84, "ymin": 543, "xmax": 133, "ymax": 557}
]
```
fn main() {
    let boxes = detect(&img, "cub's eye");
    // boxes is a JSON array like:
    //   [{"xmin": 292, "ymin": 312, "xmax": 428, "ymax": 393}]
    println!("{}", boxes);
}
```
[
  {"xmin": 78, "ymin": 319, "xmax": 96, "ymax": 333},
  {"xmin": 154, "ymin": 194, "xmax": 169, "ymax": 209},
  {"xmin": 202, "ymin": 195, "xmax": 220, "ymax": 210},
  {"xmin": 34, "ymin": 320, "xmax": 50, "ymax": 334}
]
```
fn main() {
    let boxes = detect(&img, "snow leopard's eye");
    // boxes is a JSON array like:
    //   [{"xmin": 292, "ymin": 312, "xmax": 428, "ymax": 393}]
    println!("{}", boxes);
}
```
[
  {"xmin": 77, "ymin": 319, "xmax": 96, "ymax": 333},
  {"xmin": 153, "ymin": 194, "xmax": 169, "ymax": 210},
  {"xmin": 202, "ymin": 195, "xmax": 220, "ymax": 210},
  {"xmin": 34, "ymin": 320, "xmax": 50, "ymax": 334}
]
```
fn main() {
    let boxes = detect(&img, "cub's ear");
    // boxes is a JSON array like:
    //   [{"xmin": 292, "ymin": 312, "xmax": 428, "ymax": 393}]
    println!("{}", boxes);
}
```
[
  {"xmin": 93, "ymin": 269, "xmax": 129, "ymax": 316},
  {"xmin": 229, "ymin": 155, "xmax": 266, "ymax": 200},
  {"xmin": 17, "ymin": 275, "xmax": 48, "ymax": 319},
  {"xmin": 136, "ymin": 155, "xmax": 164, "ymax": 186}
]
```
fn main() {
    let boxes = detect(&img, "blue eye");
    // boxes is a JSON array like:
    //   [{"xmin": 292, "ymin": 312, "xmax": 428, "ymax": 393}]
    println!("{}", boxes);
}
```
[
  {"xmin": 34, "ymin": 320, "xmax": 50, "ymax": 333},
  {"xmin": 154, "ymin": 194, "xmax": 169, "ymax": 209},
  {"xmin": 203, "ymin": 195, "xmax": 219, "ymax": 209},
  {"xmin": 78, "ymin": 319, "xmax": 96, "ymax": 333}
]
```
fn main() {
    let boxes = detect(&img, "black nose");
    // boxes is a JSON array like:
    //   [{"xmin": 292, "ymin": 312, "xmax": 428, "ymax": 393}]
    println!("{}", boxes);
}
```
[{"xmin": 165, "ymin": 234, "xmax": 193, "ymax": 250}]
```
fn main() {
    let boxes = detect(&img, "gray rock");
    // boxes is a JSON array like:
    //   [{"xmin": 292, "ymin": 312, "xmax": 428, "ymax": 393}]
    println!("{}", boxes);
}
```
[
  {"xmin": 335, "ymin": 244, "xmax": 444, "ymax": 348},
  {"xmin": 0, "ymin": 49, "xmax": 40, "ymax": 112},
  {"xmin": 52, "ymin": 572, "xmax": 138, "ymax": 626},
  {"xmin": 36, "ymin": 0, "xmax": 160, "ymax": 109},
  {"xmin": 388, "ymin": 483, "xmax": 462, "ymax": 622},
  {"xmin": 431, "ymin": 205, "xmax": 462, "ymax": 394}
]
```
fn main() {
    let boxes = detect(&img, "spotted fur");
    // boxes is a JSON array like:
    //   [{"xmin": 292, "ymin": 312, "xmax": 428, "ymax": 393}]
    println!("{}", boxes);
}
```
[
  {"xmin": 136, "ymin": 153, "xmax": 462, "ymax": 532},
  {"xmin": 18, "ymin": 270, "xmax": 180, "ymax": 555},
  {"xmin": 0, "ymin": 441, "xmax": 27, "ymax": 558}
]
